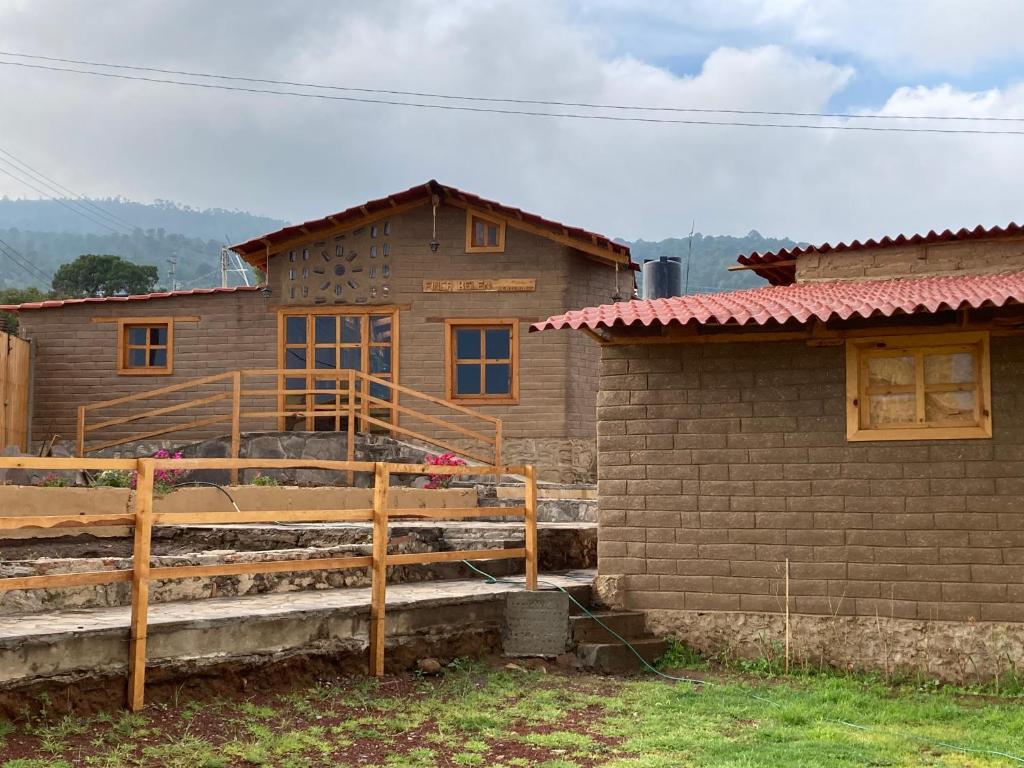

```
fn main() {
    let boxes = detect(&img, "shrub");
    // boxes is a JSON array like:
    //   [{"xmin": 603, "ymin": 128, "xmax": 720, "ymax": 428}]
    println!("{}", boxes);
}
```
[
  {"xmin": 425, "ymin": 452, "xmax": 467, "ymax": 489},
  {"xmin": 91, "ymin": 469, "xmax": 133, "ymax": 488},
  {"xmin": 250, "ymin": 473, "xmax": 279, "ymax": 487}
]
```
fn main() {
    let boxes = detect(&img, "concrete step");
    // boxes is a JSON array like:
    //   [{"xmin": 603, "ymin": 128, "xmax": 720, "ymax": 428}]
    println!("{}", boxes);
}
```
[
  {"xmin": 575, "ymin": 638, "xmax": 667, "ymax": 675},
  {"xmin": 0, "ymin": 571, "xmax": 596, "ymax": 694},
  {"xmin": 569, "ymin": 611, "xmax": 649, "ymax": 644}
]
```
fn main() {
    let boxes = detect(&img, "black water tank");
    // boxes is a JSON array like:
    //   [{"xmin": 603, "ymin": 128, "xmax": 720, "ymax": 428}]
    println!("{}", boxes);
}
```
[{"xmin": 641, "ymin": 256, "xmax": 682, "ymax": 299}]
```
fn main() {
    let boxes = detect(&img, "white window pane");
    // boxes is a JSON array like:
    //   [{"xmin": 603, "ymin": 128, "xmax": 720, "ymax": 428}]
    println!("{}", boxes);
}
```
[
  {"xmin": 867, "ymin": 355, "xmax": 914, "ymax": 387},
  {"xmin": 925, "ymin": 391, "xmax": 977, "ymax": 424},
  {"xmin": 868, "ymin": 393, "xmax": 916, "ymax": 427},
  {"xmin": 924, "ymin": 352, "xmax": 975, "ymax": 385}
]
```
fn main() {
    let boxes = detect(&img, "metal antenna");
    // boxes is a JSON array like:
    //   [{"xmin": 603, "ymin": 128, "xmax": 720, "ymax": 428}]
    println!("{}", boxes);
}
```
[{"xmin": 683, "ymin": 220, "xmax": 695, "ymax": 294}]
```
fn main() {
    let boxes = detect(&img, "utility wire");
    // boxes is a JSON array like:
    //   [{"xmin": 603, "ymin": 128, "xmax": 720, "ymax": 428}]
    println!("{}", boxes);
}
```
[
  {"xmin": 0, "ymin": 146, "xmax": 140, "ymax": 232},
  {"xmin": 2, "ymin": 59, "xmax": 1023, "ymax": 136},
  {"xmin": 0, "ymin": 50, "xmax": 1021, "ymax": 124},
  {"xmin": 0, "ymin": 236, "xmax": 51, "ymax": 284},
  {"xmin": 0, "ymin": 163, "xmax": 130, "ymax": 235}
]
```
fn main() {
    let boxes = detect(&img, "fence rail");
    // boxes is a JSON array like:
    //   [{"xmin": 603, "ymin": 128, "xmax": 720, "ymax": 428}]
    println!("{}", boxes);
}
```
[
  {"xmin": 76, "ymin": 368, "xmax": 504, "ymax": 477},
  {"xmin": 0, "ymin": 456, "xmax": 538, "ymax": 712}
]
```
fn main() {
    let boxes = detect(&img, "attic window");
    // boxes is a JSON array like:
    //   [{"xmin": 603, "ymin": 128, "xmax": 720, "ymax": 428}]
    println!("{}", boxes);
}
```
[
  {"xmin": 846, "ymin": 332, "xmax": 991, "ymax": 441},
  {"xmin": 465, "ymin": 212, "xmax": 505, "ymax": 253}
]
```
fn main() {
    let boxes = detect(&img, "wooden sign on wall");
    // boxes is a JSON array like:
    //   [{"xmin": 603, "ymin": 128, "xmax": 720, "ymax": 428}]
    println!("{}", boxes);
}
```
[{"xmin": 422, "ymin": 278, "xmax": 536, "ymax": 293}]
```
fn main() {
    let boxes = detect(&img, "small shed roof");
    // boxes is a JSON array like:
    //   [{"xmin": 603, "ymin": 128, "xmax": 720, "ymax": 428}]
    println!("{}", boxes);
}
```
[
  {"xmin": 531, "ymin": 270, "xmax": 1024, "ymax": 333},
  {"xmin": 228, "ymin": 180, "xmax": 632, "ymax": 270}
]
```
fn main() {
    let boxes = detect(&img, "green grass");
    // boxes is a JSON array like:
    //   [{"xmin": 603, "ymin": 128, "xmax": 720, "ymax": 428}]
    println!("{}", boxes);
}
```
[{"xmin": 2, "ymin": 665, "xmax": 1023, "ymax": 767}]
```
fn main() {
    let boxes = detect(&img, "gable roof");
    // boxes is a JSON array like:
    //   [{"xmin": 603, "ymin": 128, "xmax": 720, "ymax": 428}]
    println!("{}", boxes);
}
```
[
  {"xmin": 0, "ymin": 286, "xmax": 260, "ymax": 312},
  {"xmin": 229, "ymin": 180, "xmax": 632, "ymax": 270},
  {"xmin": 531, "ymin": 270, "xmax": 1024, "ymax": 333},
  {"xmin": 738, "ymin": 221, "xmax": 1024, "ymax": 285}
]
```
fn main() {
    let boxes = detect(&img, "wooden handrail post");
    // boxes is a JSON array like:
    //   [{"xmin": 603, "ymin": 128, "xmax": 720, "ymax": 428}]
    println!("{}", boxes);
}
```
[
  {"xmin": 76, "ymin": 405, "xmax": 86, "ymax": 457},
  {"xmin": 494, "ymin": 421, "xmax": 503, "ymax": 484},
  {"xmin": 127, "ymin": 458, "xmax": 155, "ymax": 711},
  {"xmin": 230, "ymin": 371, "xmax": 241, "ymax": 485},
  {"xmin": 346, "ymin": 369, "xmax": 356, "ymax": 486},
  {"xmin": 369, "ymin": 462, "xmax": 390, "ymax": 676},
  {"xmin": 360, "ymin": 372, "xmax": 369, "ymax": 436},
  {"xmin": 523, "ymin": 464, "xmax": 538, "ymax": 591}
]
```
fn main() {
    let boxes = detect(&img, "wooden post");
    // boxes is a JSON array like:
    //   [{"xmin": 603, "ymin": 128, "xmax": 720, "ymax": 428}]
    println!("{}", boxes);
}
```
[
  {"xmin": 128, "ymin": 458, "xmax": 155, "ymax": 711},
  {"xmin": 346, "ymin": 369, "xmax": 356, "ymax": 486},
  {"xmin": 493, "ymin": 420, "xmax": 503, "ymax": 485},
  {"xmin": 230, "ymin": 371, "xmax": 241, "ymax": 485},
  {"xmin": 369, "ymin": 462, "xmax": 390, "ymax": 676},
  {"xmin": 523, "ymin": 464, "xmax": 538, "ymax": 591},
  {"xmin": 784, "ymin": 557, "xmax": 791, "ymax": 674},
  {"xmin": 76, "ymin": 405, "xmax": 86, "ymax": 457}
]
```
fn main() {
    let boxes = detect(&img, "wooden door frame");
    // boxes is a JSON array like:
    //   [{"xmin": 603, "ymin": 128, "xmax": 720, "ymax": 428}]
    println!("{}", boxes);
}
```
[{"xmin": 276, "ymin": 306, "xmax": 401, "ymax": 432}]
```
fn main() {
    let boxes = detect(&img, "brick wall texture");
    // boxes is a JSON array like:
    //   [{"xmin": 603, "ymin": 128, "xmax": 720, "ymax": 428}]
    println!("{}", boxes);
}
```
[
  {"xmin": 15, "ymin": 201, "xmax": 617, "ymax": 478},
  {"xmin": 597, "ymin": 336, "xmax": 1024, "ymax": 625},
  {"xmin": 796, "ymin": 237, "xmax": 1024, "ymax": 282}
]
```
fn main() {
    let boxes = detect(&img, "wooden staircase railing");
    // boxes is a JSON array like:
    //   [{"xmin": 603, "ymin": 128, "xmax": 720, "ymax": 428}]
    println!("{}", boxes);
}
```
[{"xmin": 77, "ymin": 368, "xmax": 502, "ymax": 481}]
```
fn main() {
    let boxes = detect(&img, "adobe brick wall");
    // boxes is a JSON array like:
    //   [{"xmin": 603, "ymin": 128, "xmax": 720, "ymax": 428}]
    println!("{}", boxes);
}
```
[
  {"xmin": 796, "ymin": 237, "xmax": 1024, "ymax": 283},
  {"xmin": 15, "ymin": 202, "xmax": 616, "ymax": 480},
  {"xmin": 595, "ymin": 335, "xmax": 1024, "ymax": 678}
]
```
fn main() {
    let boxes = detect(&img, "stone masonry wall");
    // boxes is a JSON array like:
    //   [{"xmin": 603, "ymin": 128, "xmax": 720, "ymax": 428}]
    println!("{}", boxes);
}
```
[
  {"xmin": 796, "ymin": 237, "xmax": 1024, "ymax": 283},
  {"xmin": 595, "ymin": 335, "xmax": 1024, "ymax": 679}
]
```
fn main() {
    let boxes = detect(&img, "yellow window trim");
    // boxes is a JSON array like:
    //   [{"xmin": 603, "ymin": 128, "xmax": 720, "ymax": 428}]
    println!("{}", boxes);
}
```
[
  {"xmin": 116, "ymin": 317, "xmax": 174, "ymax": 376},
  {"xmin": 444, "ymin": 318, "xmax": 519, "ymax": 405},
  {"xmin": 845, "ymin": 331, "xmax": 992, "ymax": 442},
  {"xmin": 464, "ymin": 210, "xmax": 506, "ymax": 253}
]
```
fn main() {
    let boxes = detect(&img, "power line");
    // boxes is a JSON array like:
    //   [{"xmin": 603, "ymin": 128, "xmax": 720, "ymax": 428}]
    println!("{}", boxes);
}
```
[
  {"xmin": 0, "ymin": 49, "xmax": 1020, "ymax": 124},
  {"xmin": 0, "ymin": 236, "xmax": 51, "ymax": 283},
  {"xmin": 0, "ymin": 163, "xmax": 131, "ymax": 234},
  {"xmin": 0, "ymin": 146, "xmax": 140, "ymax": 232},
  {"xmin": 1, "ymin": 59, "xmax": 1023, "ymax": 136}
]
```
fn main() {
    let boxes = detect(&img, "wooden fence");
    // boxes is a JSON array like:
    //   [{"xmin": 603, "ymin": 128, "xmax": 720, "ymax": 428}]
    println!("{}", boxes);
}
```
[
  {"xmin": 77, "ymin": 368, "xmax": 503, "ymax": 479},
  {"xmin": 0, "ymin": 330, "xmax": 30, "ymax": 451},
  {"xmin": 0, "ymin": 456, "xmax": 538, "ymax": 712}
]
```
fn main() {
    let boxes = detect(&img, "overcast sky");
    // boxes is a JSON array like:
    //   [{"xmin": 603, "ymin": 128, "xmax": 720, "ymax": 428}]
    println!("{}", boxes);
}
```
[{"xmin": 0, "ymin": 0, "xmax": 1022, "ymax": 244}]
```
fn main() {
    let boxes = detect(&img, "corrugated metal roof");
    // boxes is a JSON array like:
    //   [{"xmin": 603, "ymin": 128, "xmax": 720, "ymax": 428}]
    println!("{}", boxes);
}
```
[
  {"xmin": 229, "ymin": 180, "xmax": 632, "ymax": 268},
  {"xmin": 0, "ymin": 286, "xmax": 261, "ymax": 312},
  {"xmin": 738, "ymin": 222, "xmax": 1024, "ymax": 285},
  {"xmin": 531, "ymin": 271, "xmax": 1024, "ymax": 333}
]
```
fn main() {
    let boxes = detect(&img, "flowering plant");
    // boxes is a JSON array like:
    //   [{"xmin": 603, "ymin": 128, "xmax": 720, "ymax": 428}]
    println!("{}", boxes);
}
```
[
  {"xmin": 424, "ymin": 452, "xmax": 467, "ymax": 489},
  {"xmin": 152, "ymin": 449, "xmax": 188, "ymax": 488}
]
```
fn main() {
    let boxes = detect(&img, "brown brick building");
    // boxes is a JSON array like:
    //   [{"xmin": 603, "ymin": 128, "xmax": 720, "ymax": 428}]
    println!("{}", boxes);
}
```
[
  {"xmin": 534, "ymin": 223, "xmax": 1024, "ymax": 680},
  {"xmin": 3, "ymin": 181, "xmax": 632, "ymax": 481}
]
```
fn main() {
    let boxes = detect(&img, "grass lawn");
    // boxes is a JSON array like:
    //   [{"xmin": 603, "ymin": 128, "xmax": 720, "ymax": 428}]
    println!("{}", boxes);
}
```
[{"xmin": 1, "ymin": 660, "xmax": 1022, "ymax": 767}]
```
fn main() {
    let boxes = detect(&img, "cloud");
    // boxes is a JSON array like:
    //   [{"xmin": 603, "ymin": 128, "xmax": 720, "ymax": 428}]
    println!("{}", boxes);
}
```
[{"xmin": 0, "ymin": 0, "xmax": 1021, "ymax": 250}]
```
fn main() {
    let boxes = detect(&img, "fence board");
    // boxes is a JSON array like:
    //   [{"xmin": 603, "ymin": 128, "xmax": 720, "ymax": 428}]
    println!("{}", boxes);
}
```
[{"xmin": 0, "ymin": 331, "xmax": 30, "ymax": 451}]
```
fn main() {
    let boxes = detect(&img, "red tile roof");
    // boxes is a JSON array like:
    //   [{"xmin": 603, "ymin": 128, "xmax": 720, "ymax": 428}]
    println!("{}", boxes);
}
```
[
  {"xmin": 531, "ymin": 271, "xmax": 1024, "ymax": 333},
  {"xmin": 738, "ymin": 222, "xmax": 1024, "ymax": 285},
  {"xmin": 0, "ymin": 286, "xmax": 261, "ymax": 312},
  {"xmin": 229, "ymin": 180, "xmax": 631, "ymax": 269}
]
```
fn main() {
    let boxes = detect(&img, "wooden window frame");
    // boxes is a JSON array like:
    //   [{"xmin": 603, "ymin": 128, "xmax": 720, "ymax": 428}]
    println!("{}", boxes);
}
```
[
  {"xmin": 117, "ymin": 317, "xmax": 173, "ymax": 376},
  {"xmin": 846, "ymin": 331, "xmax": 992, "ymax": 442},
  {"xmin": 276, "ymin": 306, "xmax": 401, "ymax": 431},
  {"xmin": 444, "ymin": 318, "xmax": 519, "ymax": 405},
  {"xmin": 464, "ymin": 210, "xmax": 506, "ymax": 253}
]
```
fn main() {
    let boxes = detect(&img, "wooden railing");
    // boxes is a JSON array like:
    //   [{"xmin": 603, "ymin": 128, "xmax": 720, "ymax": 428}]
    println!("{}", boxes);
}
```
[
  {"xmin": 76, "ymin": 368, "xmax": 504, "ymax": 479},
  {"xmin": 0, "ymin": 456, "xmax": 538, "ymax": 712}
]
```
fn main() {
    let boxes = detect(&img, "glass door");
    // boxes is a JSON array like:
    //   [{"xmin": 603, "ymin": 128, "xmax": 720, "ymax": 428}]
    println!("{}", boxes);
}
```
[{"xmin": 279, "ymin": 309, "xmax": 398, "ymax": 431}]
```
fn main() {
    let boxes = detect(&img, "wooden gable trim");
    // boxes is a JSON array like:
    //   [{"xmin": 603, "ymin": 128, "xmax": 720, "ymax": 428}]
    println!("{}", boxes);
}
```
[{"xmin": 444, "ymin": 198, "xmax": 629, "ymax": 267}]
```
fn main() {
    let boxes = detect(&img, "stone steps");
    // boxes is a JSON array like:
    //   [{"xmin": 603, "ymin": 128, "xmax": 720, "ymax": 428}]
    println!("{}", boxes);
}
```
[{"xmin": 0, "ymin": 522, "xmax": 595, "ymax": 615}]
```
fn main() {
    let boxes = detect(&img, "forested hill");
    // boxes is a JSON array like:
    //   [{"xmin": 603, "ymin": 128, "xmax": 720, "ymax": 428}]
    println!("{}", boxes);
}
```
[
  {"xmin": 0, "ymin": 198, "xmax": 285, "ymax": 291},
  {"xmin": 623, "ymin": 231, "xmax": 804, "ymax": 294},
  {"xmin": 0, "ymin": 198, "xmax": 802, "ymax": 296}
]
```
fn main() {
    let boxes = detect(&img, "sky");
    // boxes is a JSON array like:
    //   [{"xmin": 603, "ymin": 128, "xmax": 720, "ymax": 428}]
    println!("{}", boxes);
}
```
[{"xmin": 0, "ymin": 0, "xmax": 1022, "ymax": 245}]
